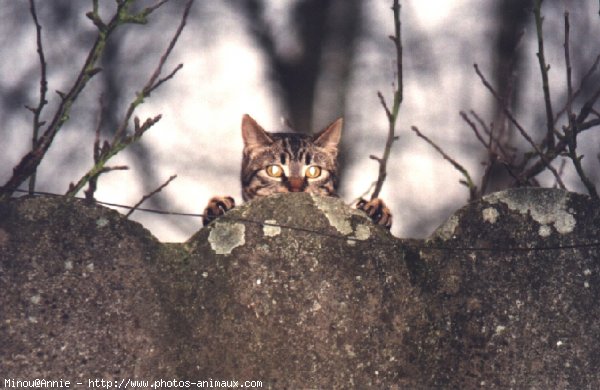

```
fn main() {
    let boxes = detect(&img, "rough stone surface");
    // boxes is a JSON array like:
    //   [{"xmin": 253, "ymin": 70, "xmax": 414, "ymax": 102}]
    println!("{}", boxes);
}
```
[
  {"xmin": 425, "ymin": 187, "xmax": 600, "ymax": 388},
  {"xmin": 1, "ymin": 188, "xmax": 599, "ymax": 387},
  {"xmin": 0, "ymin": 196, "xmax": 173, "ymax": 381},
  {"xmin": 165, "ymin": 193, "xmax": 420, "ymax": 388}
]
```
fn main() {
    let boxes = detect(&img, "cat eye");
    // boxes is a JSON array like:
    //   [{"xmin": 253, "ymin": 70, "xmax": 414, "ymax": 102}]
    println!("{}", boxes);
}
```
[
  {"xmin": 305, "ymin": 165, "xmax": 321, "ymax": 178},
  {"xmin": 266, "ymin": 164, "xmax": 284, "ymax": 178}
]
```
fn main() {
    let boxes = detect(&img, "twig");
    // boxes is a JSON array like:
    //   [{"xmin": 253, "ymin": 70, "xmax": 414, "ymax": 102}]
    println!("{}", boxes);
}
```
[
  {"xmin": 140, "ymin": 0, "xmax": 170, "ymax": 19},
  {"xmin": 113, "ymin": 0, "xmax": 191, "ymax": 144},
  {"xmin": 565, "ymin": 118, "xmax": 598, "ymax": 198},
  {"xmin": 350, "ymin": 181, "xmax": 377, "ymax": 206},
  {"xmin": 469, "ymin": 110, "xmax": 515, "ymax": 162},
  {"xmin": 74, "ymin": 165, "xmax": 129, "ymax": 201},
  {"xmin": 576, "ymin": 87, "xmax": 600, "ymax": 124},
  {"xmin": 411, "ymin": 126, "xmax": 478, "ymax": 199},
  {"xmin": 1, "ymin": 0, "xmax": 150, "ymax": 201},
  {"xmin": 533, "ymin": 0, "xmax": 555, "ymax": 149},
  {"xmin": 469, "ymin": 110, "xmax": 494, "ymax": 145},
  {"xmin": 66, "ymin": 0, "xmax": 193, "ymax": 197},
  {"xmin": 473, "ymin": 64, "xmax": 529, "ymax": 139},
  {"xmin": 562, "ymin": 12, "xmax": 598, "ymax": 199},
  {"xmin": 147, "ymin": 63, "xmax": 183, "ymax": 95},
  {"xmin": 563, "ymin": 12, "xmax": 574, "ymax": 119},
  {"xmin": 84, "ymin": 97, "xmax": 106, "ymax": 201},
  {"xmin": 26, "ymin": 0, "xmax": 48, "ymax": 195},
  {"xmin": 377, "ymin": 91, "xmax": 392, "ymax": 121},
  {"xmin": 371, "ymin": 0, "xmax": 403, "ymax": 200},
  {"xmin": 66, "ymin": 115, "xmax": 161, "ymax": 197},
  {"xmin": 460, "ymin": 111, "xmax": 499, "ymax": 196},
  {"xmin": 473, "ymin": 64, "xmax": 566, "ymax": 189},
  {"xmin": 554, "ymin": 53, "xmax": 600, "ymax": 122},
  {"xmin": 460, "ymin": 111, "xmax": 489, "ymax": 148},
  {"xmin": 521, "ymin": 109, "xmax": 600, "ymax": 182},
  {"xmin": 126, "ymin": 174, "xmax": 177, "ymax": 218},
  {"xmin": 553, "ymin": 158, "xmax": 567, "ymax": 188}
]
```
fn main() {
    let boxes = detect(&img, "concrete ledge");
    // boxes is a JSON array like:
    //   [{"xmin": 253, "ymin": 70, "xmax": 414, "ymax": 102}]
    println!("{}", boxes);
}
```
[{"xmin": 1, "ymin": 189, "xmax": 599, "ymax": 387}]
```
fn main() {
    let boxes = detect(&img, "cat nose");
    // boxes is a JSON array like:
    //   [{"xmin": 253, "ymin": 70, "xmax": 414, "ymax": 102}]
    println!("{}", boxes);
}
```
[{"xmin": 287, "ymin": 177, "xmax": 304, "ymax": 192}]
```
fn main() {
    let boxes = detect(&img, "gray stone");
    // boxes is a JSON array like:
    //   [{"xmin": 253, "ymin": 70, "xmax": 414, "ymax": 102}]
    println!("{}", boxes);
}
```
[
  {"xmin": 1, "ymin": 189, "xmax": 599, "ymax": 387},
  {"xmin": 0, "ymin": 196, "xmax": 172, "ymax": 381}
]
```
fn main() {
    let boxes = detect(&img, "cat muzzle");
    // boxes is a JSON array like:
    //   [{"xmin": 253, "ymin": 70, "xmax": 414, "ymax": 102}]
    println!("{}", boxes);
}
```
[{"xmin": 287, "ymin": 177, "xmax": 305, "ymax": 192}]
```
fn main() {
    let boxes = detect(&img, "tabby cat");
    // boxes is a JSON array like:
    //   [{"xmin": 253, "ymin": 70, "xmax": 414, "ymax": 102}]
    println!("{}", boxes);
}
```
[{"xmin": 202, "ymin": 114, "xmax": 392, "ymax": 228}]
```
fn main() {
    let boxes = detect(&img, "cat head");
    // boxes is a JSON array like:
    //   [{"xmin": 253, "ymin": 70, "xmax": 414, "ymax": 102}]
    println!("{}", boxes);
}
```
[{"xmin": 240, "ymin": 114, "xmax": 342, "ymax": 201}]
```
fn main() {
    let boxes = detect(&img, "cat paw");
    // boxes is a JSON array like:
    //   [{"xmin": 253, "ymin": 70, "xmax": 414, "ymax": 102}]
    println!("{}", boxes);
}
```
[
  {"xmin": 202, "ymin": 196, "xmax": 235, "ymax": 226},
  {"xmin": 356, "ymin": 198, "xmax": 392, "ymax": 229}
]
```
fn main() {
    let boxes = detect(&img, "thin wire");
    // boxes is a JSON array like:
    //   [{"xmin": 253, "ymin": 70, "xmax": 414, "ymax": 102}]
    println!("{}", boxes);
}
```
[{"xmin": 2, "ymin": 187, "xmax": 600, "ymax": 253}]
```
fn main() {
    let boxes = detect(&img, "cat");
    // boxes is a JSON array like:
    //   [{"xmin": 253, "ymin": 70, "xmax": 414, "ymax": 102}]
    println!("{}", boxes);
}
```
[{"xmin": 202, "ymin": 114, "xmax": 392, "ymax": 229}]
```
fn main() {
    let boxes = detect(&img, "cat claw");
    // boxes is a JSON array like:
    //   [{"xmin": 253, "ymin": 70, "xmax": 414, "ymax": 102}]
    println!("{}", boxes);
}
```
[
  {"xmin": 203, "ymin": 196, "xmax": 235, "ymax": 226},
  {"xmin": 356, "ymin": 198, "xmax": 392, "ymax": 229}
]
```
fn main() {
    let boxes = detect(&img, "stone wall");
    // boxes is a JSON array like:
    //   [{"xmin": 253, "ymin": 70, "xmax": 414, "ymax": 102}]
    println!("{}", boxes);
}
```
[{"xmin": 1, "ymin": 188, "xmax": 598, "ymax": 388}]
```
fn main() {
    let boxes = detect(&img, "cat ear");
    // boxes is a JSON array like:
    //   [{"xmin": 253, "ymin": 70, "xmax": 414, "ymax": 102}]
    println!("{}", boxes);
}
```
[
  {"xmin": 313, "ymin": 118, "xmax": 342, "ymax": 150},
  {"xmin": 242, "ymin": 114, "xmax": 273, "ymax": 148}
]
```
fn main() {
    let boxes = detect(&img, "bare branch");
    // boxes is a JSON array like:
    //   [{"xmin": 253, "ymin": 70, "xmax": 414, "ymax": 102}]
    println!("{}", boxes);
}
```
[
  {"xmin": 473, "ymin": 64, "xmax": 566, "ymax": 189},
  {"xmin": 350, "ymin": 181, "xmax": 377, "ymax": 206},
  {"xmin": 67, "ymin": 0, "xmax": 193, "ymax": 197},
  {"xmin": 140, "ymin": 0, "xmax": 170, "ymax": 19},
  {"xmin": 371, "ymin": 0, "xmax": 403, "ymax": 200},
  {"xmin": 460, "ymin": 111, "xmax": 488, "ymax": 148},
  {"xmin": 473, "ymin": 64, "xmax": 529, "ymax": 139},
  {"xmin": 579, "ymin": 118, "xmax": 600, "ymax": 131},
  {"xmin": 1, "ymin": 0, "xmax": 139, "ymax": 200},
  {"xmin": 565, "ymin": 118, "xmax": 598, "ymax": 198},
  {"xmin": 563, "ymin": 11, "xmax": 574, "ymax": 119},
  {"xmin": 113, "ymin": 0, "xmax": 193, "ymax": 144},
  {"xmin": 144, "ymin": 1, "xmax": 192, "ymax": 94},
  {"xmin": 146, "ymin": 63, "xmax": 183, "ymax": 95},
  {"xmin": 520, "ymin": 114, "xmax": 600, "ymax": 182},
  {"xmin": 66, "ymin": 114, "xmax": 162, "ymax": 197},
  {"xmin": 533, "ymin": 0, "xmax": 556, "ymax": 149},
  {"xmin": 377, "ymin": 91, "xmax": 392, "ymax": 121},
  {"xmin": 469, "ymin": 110, "xmax": 493, "ymax": 142},
  {"xmin": 554, "ymin": 53, "xmax": 600, "ymax": 122},
  {"xmin": 411, "ymin": 126, "xmax": 478, "ymax": 200},
  {"xmin": 576, "ymin": 87, "xmax": 600, "ymax": 124},
  {"xmin": 553, "ymin": 159, "xmax": 567, "ymax": 188},
  {"xmin": 469, "ymin": 110, "xmax": 515, "ymax": 162},
  {"xmin": 559, "ymin": 12, "xmax": 598, "ymax": 198},
  {"xmin": 27, "ymin": 0, "xmax": 49, "ymax": 195},
  {"xmin": 83, "ymin": 97, "xmax": 106, "ymax": 201},
  {"xmin": 126, "ymin": 174, "xmax": 178, "ymax": 218}
]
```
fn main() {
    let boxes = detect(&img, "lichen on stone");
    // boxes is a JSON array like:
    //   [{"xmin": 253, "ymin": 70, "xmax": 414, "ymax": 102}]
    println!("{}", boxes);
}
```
[
  {"xmin": 311, "ymin": 194, "xmax": 372, "ymax": 240},
  {"xmin": 538, "ymin": 225, "xmax": 552, "ymax": 237},
  {"xmin": 263, "ymin": 219, "xmax": 281, "ymax": 237},
  {"xmin": 311, "ymin": 195, "xmax": 354, "ymax": 235},
  {"xmin": 482, "ymin": 207, "xmax": 499, "ymax": 224},
  {"xmin": 433, "ymin": 215, "xmax": 460, "ymax": 241},
  {"xmin": 208, "ymin": 222, "xmax": 246, "ymax": 255},
  {"xmin": 96, "ymin": 217, "xmax": 109, "ymax": 228},
  {"xmin": 351, "ymin": 224, "xmax": 371, "ymax": 241},
  {"xmin": 484, "ymin": 188, "xmax": 576, "ymax": 235}
]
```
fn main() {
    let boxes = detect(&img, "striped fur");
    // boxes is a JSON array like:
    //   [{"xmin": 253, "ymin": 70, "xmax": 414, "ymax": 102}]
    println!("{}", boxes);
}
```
[
  {"xmin": 203, "ymin": 114, "xmax": 392, "ymax": 229},
  {"xmin": 241, "ymin": 115, "xmax": 342, "ymax": 202}
]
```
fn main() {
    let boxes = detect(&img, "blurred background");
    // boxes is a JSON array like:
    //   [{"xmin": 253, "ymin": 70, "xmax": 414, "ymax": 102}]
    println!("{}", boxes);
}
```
[{"xmin": 1, "ymin": 0, "xmax": 599, "ymax": 242}]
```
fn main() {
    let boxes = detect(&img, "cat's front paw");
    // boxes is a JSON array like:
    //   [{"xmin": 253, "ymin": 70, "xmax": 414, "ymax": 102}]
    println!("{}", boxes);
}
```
[
  {"xmin": 356, "ymin": 198, "xmax": 392, "ymax": 229},
  {"xmin": 202, "ymin": 196, "xmax": 235, "ymax": 226}
]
